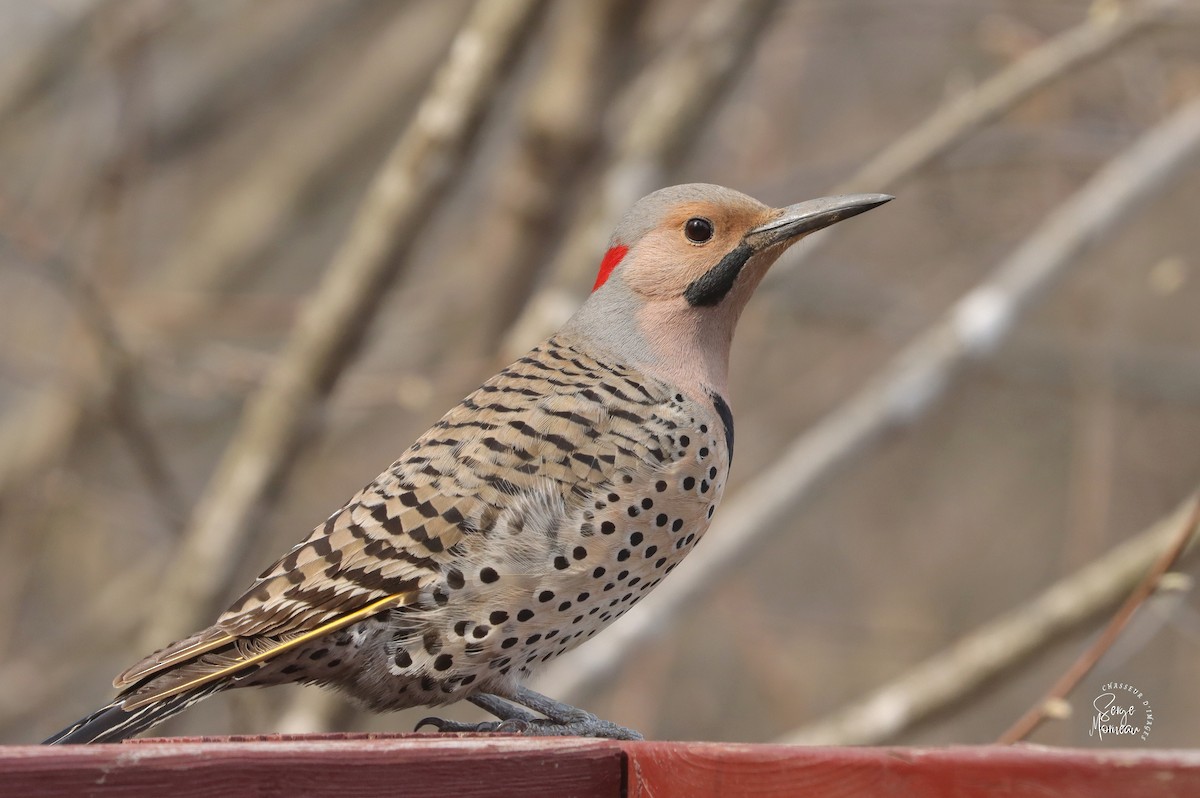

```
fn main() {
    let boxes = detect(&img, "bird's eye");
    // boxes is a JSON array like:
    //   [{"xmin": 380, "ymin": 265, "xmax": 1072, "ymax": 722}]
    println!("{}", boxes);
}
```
[{"xmin": 684, "ymin": 217, "xmax": 714, "ymax": 244}]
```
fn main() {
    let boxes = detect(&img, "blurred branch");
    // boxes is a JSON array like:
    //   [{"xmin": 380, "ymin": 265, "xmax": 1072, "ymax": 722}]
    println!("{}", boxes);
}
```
[
  {"xmin": 145, "ymin": 5, "xmax": 458, "ymax": 314},
  {"xmin": 142, "ymin": 0, "xmax": 548, "ymax": 648},
  {"xmin": 142, "ymin": 3, "xmax": 374, "ymax": 164},
  {"xmin": 500, "ymin": 0, "xmax": 782, "ymax": 358},
  {"xmin": 997, "ymin": 497, "xmax": 1200, "ymax": 744},
  {"xmin": 532, "ymin": 91, "xmax": 1200, "ymax": 706},
  {"xmin": 447, "ymin": 0, "xmax": 643, "ymax": 356},
  {"xmin": 0, "ymin": 195, "xmax": 186, "ymax": 527},
  {"xmin": 777, "ymin": 493, "xmax": 1199, "ymax": 746},
  {"xmin": 0, "ymin": 0, "xmax": 120, "ymax": 120},
  {"xmin": 771, "ymin": 0, "xmax": 1186, "ymax": 278},
  {"xmin": 0, "ymin": 559, "xmax": 162, "ymax": 734},
  {"xmin": 0, "ymin": 3, "xmax": 460, "ymax": 504},
  {"xmin": 844, "ymin": 0, "xmax": 1182, "ymax": 193}
]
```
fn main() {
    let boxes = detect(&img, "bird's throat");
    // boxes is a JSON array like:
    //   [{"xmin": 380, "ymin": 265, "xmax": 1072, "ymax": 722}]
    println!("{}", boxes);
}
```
[{"xmin": 633, "ymin": 300, "xmax": 734, "ymax": 404}]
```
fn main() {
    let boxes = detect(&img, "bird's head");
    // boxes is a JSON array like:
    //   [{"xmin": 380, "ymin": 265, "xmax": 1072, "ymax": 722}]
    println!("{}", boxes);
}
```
[{"xmin": 566, "ymin": 183, "xmax": 891, "ymax": 395}]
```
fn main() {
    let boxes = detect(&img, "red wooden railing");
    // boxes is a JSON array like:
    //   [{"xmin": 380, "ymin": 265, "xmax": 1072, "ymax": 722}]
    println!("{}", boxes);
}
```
[{"xmin": 3, "ymin": 734, "xmax": 1200, "ymax": 797}]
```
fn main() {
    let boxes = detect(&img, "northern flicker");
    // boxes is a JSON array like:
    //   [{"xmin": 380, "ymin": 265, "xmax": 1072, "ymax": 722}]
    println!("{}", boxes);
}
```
[{"xmin": 45, "ymin": 184, "xmax": 890, "ymax": 744}]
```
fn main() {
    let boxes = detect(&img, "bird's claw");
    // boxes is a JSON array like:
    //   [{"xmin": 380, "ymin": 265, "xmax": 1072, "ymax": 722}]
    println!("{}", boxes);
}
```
[
  {"xmin": 415, "ymin": 715, "xmax": 530, "ymax": 734},
  {"xmin": 415, "ymin": 713, "xmax": 641, "ymax": 740}
]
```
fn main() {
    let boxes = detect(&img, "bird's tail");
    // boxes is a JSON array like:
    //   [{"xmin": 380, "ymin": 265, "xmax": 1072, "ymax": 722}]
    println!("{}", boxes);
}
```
[{"xmin": 43, "ymin": 683, "xmax": 223, "ymax": 745}]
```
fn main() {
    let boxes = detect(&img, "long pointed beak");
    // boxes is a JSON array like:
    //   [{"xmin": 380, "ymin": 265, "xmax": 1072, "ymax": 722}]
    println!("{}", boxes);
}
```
[{"xmin": 745, "ymin": 193, "xmax": 893, "ymax": 251}]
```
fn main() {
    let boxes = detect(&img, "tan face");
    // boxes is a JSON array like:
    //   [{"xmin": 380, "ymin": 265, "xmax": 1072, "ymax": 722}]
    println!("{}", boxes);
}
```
[{"xmin": 619, "ymin": 197, "xmax": 778, "ymax": 301}]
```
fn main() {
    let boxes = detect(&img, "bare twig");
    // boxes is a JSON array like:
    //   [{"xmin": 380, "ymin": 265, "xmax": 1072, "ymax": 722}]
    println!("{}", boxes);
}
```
[
  {"xmin": 500, "ymin": 0, "xmax": 782, "ymax": 358},
  {"xmin": 142, "ymin": 0, "xmax": 548, "ymax": 648},
  {"xmin": 771, "ymin": 0, "xmax": 1186, "ymax": 278},
  {"xmin": 532, "ymin": 92, "xmax": 1200, "ymax": 706},
  {"xmin": 0, "ymin": 195, "xmax": 186, "ymax": 527},
  {"xmin": 145, "ymin": 3, "xmax": 467, "ymax": 327},
  {"xmin": 0, "ymin": 0, "xmax": 118, "ymax": 120},
  {"xmin": 0, "ymin": 2, "xmax": 461, "ymax": 504},
  {"xmin": 842, "ymin": 0, "xmax": 1181, "ymax": 194},
  {"xmin": 446, "ymin": 0, "xmax": 643, "ymax": 356},
  {"xmin": 996, "ymin": 497, "xmax": 1200, "ymax": 744},
  {"xmin": 142, "ymin": 2, "xmax": 374, "ymax": 163},
  {"xmin": 0, "ymin": 559, "xmax": 162, "ymax": 733},
  {"xmin": 775, "ymin": 493, "xmax": 1199, "ymax": 746}
]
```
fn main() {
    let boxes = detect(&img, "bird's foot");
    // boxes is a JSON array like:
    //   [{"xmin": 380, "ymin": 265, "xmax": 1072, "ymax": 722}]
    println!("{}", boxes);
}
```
[
  {"xmin": 423, "ymin": 685, "xmax": 645, "ymax": 740},
  {"xmin": 414, "ymin": 711, "xmax": 641, "ymax": 740},
  {"xmin": 415, "ymin": 715, "xmax": 530, "ymax": 734},
  {"xmin": 522, "ymin": 712, "xmax": 643, "ymax": 740}
]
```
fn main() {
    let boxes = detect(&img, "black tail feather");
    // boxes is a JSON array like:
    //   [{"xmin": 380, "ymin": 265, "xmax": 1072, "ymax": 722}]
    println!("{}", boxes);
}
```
[{"xmin": 43, "ymin": 684, "xmax": 222, "ymax": 745}]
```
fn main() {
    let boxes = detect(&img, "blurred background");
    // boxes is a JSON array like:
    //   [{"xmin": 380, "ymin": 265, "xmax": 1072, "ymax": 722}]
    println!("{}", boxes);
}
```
[{"xmin": 1, "ymin": 0, "xmax": 1199, "ymax": 747}]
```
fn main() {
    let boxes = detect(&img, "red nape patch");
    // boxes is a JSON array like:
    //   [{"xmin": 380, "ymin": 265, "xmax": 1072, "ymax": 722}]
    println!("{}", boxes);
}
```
[{"xmin": 591, "ymin": 245, "xmax": 628, "ymax": 292}]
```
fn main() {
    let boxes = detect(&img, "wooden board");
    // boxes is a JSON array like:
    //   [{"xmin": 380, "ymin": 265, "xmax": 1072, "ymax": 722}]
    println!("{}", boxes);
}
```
[
  {"xmin": 624, "ymin": 742, "xmax": 1200, "ymax": 798},
  {"xmin": 1, "ymin": 734, "xmax": 622, "ymax": 798},
  {"xmin": 5, "ymin": 734, "xmax": 1200, "ymax": 797}
]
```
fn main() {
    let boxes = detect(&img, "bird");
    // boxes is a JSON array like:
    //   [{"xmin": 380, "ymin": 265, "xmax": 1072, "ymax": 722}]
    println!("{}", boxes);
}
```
[{"xmin": 44, "ymin": 183, "xmax": 890, "ymax": 744}]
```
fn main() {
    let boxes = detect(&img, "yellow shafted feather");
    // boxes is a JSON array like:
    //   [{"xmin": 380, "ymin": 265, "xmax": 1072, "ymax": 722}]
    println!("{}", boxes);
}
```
[{"xmin": 120, "ymin": 593, "xmax": 410, "ymax": 710}]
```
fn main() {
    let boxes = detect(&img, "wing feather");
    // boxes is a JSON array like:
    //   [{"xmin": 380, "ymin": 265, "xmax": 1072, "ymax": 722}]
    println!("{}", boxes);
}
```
[{"xmin": 121, "ymin": 593, "xmax": 410, "ymax": 710}]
